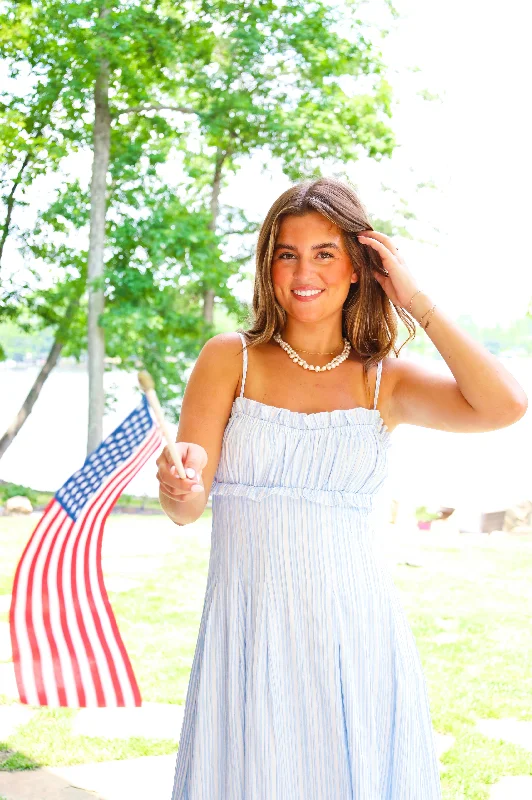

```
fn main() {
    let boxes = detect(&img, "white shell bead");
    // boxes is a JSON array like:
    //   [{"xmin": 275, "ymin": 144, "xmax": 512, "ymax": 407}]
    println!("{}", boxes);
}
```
[{"xmin": 273, "ymin": 332, "xmax": 351, "ymax": 373}]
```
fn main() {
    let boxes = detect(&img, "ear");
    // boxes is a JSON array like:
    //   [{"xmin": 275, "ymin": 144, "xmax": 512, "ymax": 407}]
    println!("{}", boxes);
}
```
[{"xmin": 350, "ymin": 270, "xmax": 358, "ymax": 284}]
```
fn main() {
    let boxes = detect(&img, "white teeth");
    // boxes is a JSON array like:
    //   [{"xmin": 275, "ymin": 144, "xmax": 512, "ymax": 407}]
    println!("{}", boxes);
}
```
[{"xmin": 292, "ymin": 289, "xmax": 323, "ymax": 297}]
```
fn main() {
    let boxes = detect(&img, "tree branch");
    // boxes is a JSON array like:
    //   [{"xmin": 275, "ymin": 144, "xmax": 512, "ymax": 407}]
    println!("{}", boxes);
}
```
[
  {"xmin": 0, "ymin": 151, "xmax": 31, "ymax": 268},
  {"xmin": 114, "ymin": 103, "xmax": 199, "ymax": 117}
]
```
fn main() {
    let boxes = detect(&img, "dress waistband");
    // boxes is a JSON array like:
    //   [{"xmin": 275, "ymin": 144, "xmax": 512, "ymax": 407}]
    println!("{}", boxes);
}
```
[{"xmin": 210, "ymin": 480, "xmax": 375, "ymax": 509}]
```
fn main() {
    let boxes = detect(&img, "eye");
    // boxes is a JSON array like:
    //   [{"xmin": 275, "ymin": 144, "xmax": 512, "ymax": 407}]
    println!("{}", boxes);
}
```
[
  {"xmin": 317, "ymin": 251, "xmax": 334, "ymax": 259},
  {"xmin": 278, "ymin": 252, "xmax": 296, "ymax": 259}
]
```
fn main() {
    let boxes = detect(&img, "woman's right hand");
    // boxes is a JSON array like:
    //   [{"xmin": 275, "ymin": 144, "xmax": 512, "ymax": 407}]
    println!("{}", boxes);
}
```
[{"xmin": 156, "ymin": 441, "xmax": 208, "ymax": 503}]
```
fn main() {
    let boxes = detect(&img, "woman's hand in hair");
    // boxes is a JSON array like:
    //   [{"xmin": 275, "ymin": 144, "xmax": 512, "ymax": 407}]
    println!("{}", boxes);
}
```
[{"xmin": 357, "ymin": 231, "xmax": 419, "ymax": 310}]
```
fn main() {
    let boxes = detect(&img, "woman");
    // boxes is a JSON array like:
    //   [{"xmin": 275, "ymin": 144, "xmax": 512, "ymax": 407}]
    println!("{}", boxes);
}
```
[{"xmin": 157, "ymin": 178, "xmax": 528, "ymax": 799}]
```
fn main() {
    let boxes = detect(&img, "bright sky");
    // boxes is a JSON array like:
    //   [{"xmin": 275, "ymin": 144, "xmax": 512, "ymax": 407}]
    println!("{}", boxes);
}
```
[{"xmin": 224, "ymin": 0, "xmax": 532, "ymax": 326}]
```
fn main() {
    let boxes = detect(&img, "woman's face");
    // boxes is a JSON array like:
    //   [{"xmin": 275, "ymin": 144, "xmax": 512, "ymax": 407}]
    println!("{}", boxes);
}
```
[{"xmin": 271, "ymin": 211, "xmax": 358, "ymax": 322}]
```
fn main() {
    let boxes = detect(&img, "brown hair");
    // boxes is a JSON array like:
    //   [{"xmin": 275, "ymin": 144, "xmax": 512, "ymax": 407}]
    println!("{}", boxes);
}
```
[{"xmin": 240, "ymin": 177, "xmax": 416, "ymax": 402}]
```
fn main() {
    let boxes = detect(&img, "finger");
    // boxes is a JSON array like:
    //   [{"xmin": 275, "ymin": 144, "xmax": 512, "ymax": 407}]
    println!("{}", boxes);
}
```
[
  {"xmin": 371, "ymin": 270, "xmax": 388, "ymax": 285},
  {"xmin": 181, "ymin": 446, "xmax": 207, "ymax": 482},
  {"xmin": 357, "ymin": 235, "xmax": 397, "ymax": 262},
  {"xmin": 158, "ymin": 470, "xmax": 204, "ymax": 495},
  {"xmin": 357, "ymin": 231, "xmax": 400, "ymax": 257},
  {"xmin": 164, "ymin": 443, "xmax": 187, "ymax": 479},
  {"xmin": 158, "ymin": 474, "xmax": 203, "ymax": 497},
  {"xmin": 159, "ymin": 485, "xmax": 200, "ymax": 503},
  {"xmin": 166, "ymin": 444, "xmax": 187, "ymax": 480},
  {"xmin": 156, "ymin": 466, "xmax": 202, "ymax": 493}
]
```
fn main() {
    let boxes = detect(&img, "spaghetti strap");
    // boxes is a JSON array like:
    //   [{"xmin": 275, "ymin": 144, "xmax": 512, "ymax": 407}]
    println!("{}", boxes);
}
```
[
  {"xmin": 237, "ymin": 332, "xmax": 248, "ymax": 398},
  {"xmin": 373, "ymin": 360, "xmax": 383, "ymax": 410}
]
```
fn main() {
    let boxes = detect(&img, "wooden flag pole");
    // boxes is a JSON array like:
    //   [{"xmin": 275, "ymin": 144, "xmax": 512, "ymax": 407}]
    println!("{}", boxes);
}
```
[{"xmin": 138, "ymin": 371, "xmax": 187, "ymax": 480}]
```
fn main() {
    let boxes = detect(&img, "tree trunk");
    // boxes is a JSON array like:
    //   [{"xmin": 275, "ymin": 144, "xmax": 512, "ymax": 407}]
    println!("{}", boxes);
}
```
[
  {"xmin": 0, "ymin": 294, "xmax": 80, "ymax": 461},
  {"xmin": 86, "ymin": 16, "xmax": 111, "ymax": 455},
  {"xmin": 203, "ymin": 148, "xmax": 226, "ymax": 324}
]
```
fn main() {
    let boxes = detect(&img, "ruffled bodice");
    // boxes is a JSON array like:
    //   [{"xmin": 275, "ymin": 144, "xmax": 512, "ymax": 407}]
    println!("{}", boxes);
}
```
[{"xmin": 211, "ymin": 394, "xmax": 392, "ymax": 510}]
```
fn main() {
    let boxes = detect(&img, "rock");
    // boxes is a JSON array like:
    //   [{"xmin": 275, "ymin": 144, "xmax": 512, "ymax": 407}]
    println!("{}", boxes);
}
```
[
  {"xmin": 5, "ymin": 495, "xmax": 33, "ymax": 514},
  {"xmin": 503, "ymin": 499, "xmax": 532, "ymax": 534}
]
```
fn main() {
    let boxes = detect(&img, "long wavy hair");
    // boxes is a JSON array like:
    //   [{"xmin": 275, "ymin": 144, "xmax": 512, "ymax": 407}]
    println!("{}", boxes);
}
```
[{"xmin": 240, "ymin": 177, "xmax": 416, "ymax": 402}]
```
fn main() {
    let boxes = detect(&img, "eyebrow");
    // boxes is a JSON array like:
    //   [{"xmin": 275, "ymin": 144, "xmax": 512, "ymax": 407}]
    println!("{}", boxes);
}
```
[{"xmin": 274, "ymin": 242, "xmax": 340, "ymax": 251}]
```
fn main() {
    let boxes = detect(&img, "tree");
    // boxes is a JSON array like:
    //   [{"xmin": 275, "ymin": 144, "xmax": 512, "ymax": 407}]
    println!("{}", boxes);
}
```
[
  {"xmin": 174, "ymin": 0, "xmax": 398, "ymax": 321},
  {"xmin": 1, "ymin": 0, "xmax": 210, "ymax": 451},
  {"xmin": 0, "ymin": 62, "xmax": 71, "ymax": 275},
  {"xmin": 1, "ymin": 0, "xmax": 400, "ymax": 455},
  {"xmin": 0, "ymin": 138, "xmax": 252, "ymax": 460}
]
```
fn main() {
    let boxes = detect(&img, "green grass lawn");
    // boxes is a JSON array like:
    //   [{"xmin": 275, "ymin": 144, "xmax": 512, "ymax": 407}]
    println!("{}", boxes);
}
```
[
  {"xmin": 390, "ymin": 533, "xmax": 532, "ymax": 798},
  {"xmin": 0, "ymin": 479, "xmax": 166, "ymax": 512},
  {"xmin": 1, "ymin": 513, "xmax": 532, "ymax": 798}
]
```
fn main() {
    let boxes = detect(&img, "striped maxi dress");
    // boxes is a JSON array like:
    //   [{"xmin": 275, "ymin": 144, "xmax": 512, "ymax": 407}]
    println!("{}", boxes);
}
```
[{"xmin": 171, "ymin": 331, "xmax": 442, "ymax": 799}]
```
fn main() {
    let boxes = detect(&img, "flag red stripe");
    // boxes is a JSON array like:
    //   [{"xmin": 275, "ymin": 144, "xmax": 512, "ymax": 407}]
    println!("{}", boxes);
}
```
[
  {"xmin": 78, "ymin": 429, "xmax": 162, "ymax": 705},
  {"xmin": 23, "ymin": 503, "xmax": 64, "ymax": 705},
  {"xmin": 10, "ymin": 498, "xmax": 58, "ymax": 705},
  {"xmin": 56, "ymin": 513, "xmax": 85, "ymax": 706},
  {"xmin": 70, "ymin": 510, "xmax": 106, "ymax": 704},
  {"xmin": 91, "ymin": 432, "xmax": 162, "ymax": 705},
  {"xmin": 40, "ymin": 512, "xmax": 70, "ymax": 706}
]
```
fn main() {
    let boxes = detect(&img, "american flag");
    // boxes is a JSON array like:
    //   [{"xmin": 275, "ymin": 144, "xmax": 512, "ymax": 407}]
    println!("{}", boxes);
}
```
[{"xmin": 9, "ymin": 395, "xmax": 163, "ymax": 707}]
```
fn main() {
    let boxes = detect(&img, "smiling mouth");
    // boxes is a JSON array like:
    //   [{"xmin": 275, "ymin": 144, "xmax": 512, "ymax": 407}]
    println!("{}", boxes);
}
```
[{"xmin": 291, "ymin": 289, "xmax": 325, "ymax": 298}]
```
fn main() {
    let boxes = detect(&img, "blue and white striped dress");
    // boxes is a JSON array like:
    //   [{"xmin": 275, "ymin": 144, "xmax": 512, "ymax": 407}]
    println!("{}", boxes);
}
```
[{"xmin": 171, "ymin": 332, "xmax": 442, "ymax": 799}]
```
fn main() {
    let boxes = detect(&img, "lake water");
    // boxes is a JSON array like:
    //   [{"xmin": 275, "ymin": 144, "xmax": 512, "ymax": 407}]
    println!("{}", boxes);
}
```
[{"xmin": 0, "ymin": 356, "xmax": 530, "ymax": 526}]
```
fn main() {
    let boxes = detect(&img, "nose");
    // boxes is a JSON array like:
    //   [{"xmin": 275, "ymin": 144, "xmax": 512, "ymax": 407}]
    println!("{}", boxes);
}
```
[{"xmin": 292, "ymin": 253, "xmax": 317, "ymax": 279}]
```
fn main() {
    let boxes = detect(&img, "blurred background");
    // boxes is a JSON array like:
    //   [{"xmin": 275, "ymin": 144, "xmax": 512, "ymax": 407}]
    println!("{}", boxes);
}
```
[
  {"xmin": 1, "ymin": 3, "xmax": 532, "ymax": 798},
  {"xmin": 1, "ymin": 0, "xmax": 530, "ymax": 526}
]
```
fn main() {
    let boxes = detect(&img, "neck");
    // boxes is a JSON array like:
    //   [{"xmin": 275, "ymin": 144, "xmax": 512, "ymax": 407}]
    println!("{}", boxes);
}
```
[{"xmin": 280, "ymin": 319, "xmax": 344, "ymax": 354}]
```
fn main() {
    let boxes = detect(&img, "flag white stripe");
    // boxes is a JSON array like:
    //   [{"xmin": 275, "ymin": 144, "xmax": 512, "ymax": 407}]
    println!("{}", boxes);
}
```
[
  {"xmin": 12, "ymin": 508, "xmax": 65, "ymax": 706},
  {"xmin": 29, "ymin": 507, "xmax": 66, "ymax": 706},
  {"xmin": 84, "ymin": 430, "xmax": 162, "ymax": 705},
  {"xmin": 46, "ymin": 512, "xmax": 82, "ymax": 707},
  {"xmin": 60, "ymin": 506, "xmax": 99, "ymax": 706},
  {"xmin": 70, "ymin": 428, "xmax": 161, "ymax": 705}
]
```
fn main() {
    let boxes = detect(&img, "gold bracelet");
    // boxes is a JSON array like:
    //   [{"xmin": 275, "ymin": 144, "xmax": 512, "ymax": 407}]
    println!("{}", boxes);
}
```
[
  {"xmin": 408, "ymin": 289, "xmax": 423, "ymax": 313},
  {"xmin": 419, "ymin": 302, "xmax": 435, "ymax": 324},
  {"xmin": 421, "ymin": 304, "xmax": 437, "ymax": 330}
]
